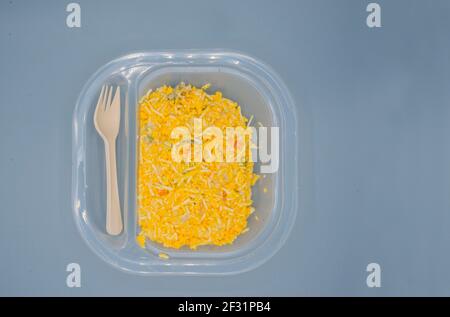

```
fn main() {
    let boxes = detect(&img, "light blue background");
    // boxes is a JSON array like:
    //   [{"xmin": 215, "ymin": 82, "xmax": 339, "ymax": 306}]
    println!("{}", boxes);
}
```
[{"xmin": 1, "ymin": 0, "xmax": 450, "ymax": 296}]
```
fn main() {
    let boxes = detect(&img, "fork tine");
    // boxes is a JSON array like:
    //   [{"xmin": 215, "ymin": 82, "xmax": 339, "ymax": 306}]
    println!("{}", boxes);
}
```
[
  {"xmin": 106, "ymin": 86, "xmax": 113, "ymax": 110},
  {"xmin": 111, "ymin": 86, "xmax": 121, "ymax": 111},
  {"xmin": 95, "ymin": 85, "xmax": 106, "ymax": 118}
]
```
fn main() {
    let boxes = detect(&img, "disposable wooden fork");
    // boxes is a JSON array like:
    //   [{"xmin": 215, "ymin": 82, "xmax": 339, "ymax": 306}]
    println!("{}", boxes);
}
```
[{"xmin": 94, "ymin": 85, "xmax": 123, "ymax": 235}]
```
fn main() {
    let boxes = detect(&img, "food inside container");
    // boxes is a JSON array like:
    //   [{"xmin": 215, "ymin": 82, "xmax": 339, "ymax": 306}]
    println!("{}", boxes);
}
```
[
  {"xmin": 136, "ymin": 83, "xmax": 259, "ymax": 250},
  {"xmin": 72, "ymin": 51, "xmax": 298, "ymax": 275}
]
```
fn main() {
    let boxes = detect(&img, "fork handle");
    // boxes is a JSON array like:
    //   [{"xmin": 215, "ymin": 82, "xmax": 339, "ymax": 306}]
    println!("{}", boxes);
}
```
[{"xmin": 104, "ymin": 139, "xmax": 123, "ymax": 235}]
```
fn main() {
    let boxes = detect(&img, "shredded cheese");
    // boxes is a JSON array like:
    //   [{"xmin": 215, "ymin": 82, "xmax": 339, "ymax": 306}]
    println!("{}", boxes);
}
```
[
  {"xmin": 137, "ymin": 83, "xmax": 258, "ymax": 250},
  {"xmin": 158, "ymin": 253, "xmax": 170, "ymax": 260}
]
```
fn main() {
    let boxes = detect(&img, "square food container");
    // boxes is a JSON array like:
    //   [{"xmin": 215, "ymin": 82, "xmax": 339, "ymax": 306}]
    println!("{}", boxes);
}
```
[{"xmin": 72, "ymin": 50, "xmax": 299, "ymax": 275}]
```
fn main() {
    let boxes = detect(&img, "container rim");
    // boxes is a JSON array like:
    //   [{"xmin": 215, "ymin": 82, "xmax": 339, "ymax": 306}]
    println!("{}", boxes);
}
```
[{"xmin": 72, "ymin": 49, "xmax": 299, "ymax": 275}]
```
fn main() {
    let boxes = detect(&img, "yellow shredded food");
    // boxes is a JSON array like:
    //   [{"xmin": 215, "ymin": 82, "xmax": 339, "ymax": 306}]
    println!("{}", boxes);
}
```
[
  {"xmin": 137, "ymin": 83, "xmax": 258, "ymax": 250},
  {"xmin": 158, "ymin": 253, "xmax": 170, "ymax": 260}
]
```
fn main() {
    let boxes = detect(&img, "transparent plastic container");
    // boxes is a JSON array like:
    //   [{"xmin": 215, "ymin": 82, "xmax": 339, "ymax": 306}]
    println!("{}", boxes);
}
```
[{"xmin": 72, "ymin": 50, "xmax": 298, "ymax": 275}]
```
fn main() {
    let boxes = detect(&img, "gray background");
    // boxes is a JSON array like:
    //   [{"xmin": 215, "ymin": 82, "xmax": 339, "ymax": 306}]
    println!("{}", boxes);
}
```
[{"xmin": 1, "ymin": 0, "xmax": 450, "ymax": 296}]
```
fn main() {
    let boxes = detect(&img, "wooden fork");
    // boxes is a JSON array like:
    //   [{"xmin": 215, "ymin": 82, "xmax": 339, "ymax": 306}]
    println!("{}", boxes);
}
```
[{"xmin": 94, "ymin": 85, "xmax": 123, "ymax": 235}]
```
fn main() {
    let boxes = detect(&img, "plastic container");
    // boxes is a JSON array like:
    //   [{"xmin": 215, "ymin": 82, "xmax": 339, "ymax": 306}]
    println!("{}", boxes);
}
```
[{"xmin": 72, "ymin": 50, "xmax": 298, "ymax": 275}]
